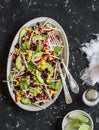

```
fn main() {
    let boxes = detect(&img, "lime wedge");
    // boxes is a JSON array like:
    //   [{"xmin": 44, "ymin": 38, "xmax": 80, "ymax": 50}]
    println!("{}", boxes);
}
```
[
  {"xmin": 64, "ymin": 122, "xmax": 77, "ymax": 130},
  {"xmin": 68, "ymin": 113, "xmax": 89, "ymax": 123},
  {"xmin": 68, "ymin": 119, "xmax": 81, "ymax": 128},
  {"xmin": 78, "ymin": 124, "xmax": 91, "ymax": 130}
]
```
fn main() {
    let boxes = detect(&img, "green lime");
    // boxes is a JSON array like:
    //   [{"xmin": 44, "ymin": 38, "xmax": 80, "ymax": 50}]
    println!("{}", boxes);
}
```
[
  {"xmin": 78, "ymin": 124, "xmax": 91, "ymax": 130},
  {"xmin": 68, "ymin": 113, "xmax": 89, "ymax": 123},
  {"xmin": 64, "ymin": 122, "xmax": 77, "ymax": 130},
  {"xmin": 68, "ymin": 119, "xmax": 81, "ymax": 128}
]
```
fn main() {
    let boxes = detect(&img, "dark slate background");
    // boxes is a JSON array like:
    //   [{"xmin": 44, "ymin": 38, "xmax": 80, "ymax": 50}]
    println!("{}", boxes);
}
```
[{"xmin": 0, "ymin": 0, "xmax": 99, "ymax": 130}]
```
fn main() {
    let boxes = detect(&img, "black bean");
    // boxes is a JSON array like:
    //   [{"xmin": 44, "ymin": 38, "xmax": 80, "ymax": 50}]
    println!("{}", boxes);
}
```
[
  {"xmin": 59, "ymin": 59, "xmax": 61, "ymax": 62},
  {"xmin": 45, "ymin": 68, "xmax": 49, "ymax": 72},
  {"xmin": 33, "ymin": 46, "xmax": 37, "ymax": 51},
  {"xmin": 42, "ymin": 32, "xmax": 47, "ymax": 35},
  {"xmin": 39, "ymin": 102, "xmax": 44, "ymax": 106},
  {"xmin": 57, "ymin": 75, "xmax": 61, "ymax": 79},
  {"xmin": 43, "ymin": 73, "xmax": 48, "ymax": 79},
  {"xmin": 52, "ymin": 94, "xmax": 54, "ymax": 99},
  {"xmin": 60, "ymin": 63, "xmax": 63, "ymax": 68},
  {"xmin": 15, "ymin": 86, "xmax": 20, "ymax": 90},
  {"xmin": 52, "ymin": 62, "xmax": 56, "ymax": 67},
  {"xmin": 56, "ymin": 35, "xmax": 60, "ymax": 40},
  {"xmin": 15, "ymin": 43, "xmax": 19, "ymax": 49},
  {"xmin": 13, "ymin": 90, "xmax": 16, "ymax": 94},
  {"xmin": 32, "ymin": 26, "xmax": 35, "ymax": 30},
  {"xmin": 30, "ymin": 97, "xmax": 35, "ymax": 102},
  {"xmin": 37, "ymin": 22, "xmax": 40, "ymax": 26}
]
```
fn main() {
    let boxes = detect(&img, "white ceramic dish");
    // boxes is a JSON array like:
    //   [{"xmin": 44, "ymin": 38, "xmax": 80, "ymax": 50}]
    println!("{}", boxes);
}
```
[
  {"xmin": 62, "ymin": 110, "xmax": 94, "ymax": 130},
  {"xmin": 7, "ymin": 17, "xmax": 69, "ymax": 111}
]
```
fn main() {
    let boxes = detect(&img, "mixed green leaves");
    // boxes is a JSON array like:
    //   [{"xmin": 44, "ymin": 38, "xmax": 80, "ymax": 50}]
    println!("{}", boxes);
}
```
[{"xmin": 49, "ymin": 80, "xmax": 62, "ymax": 89}]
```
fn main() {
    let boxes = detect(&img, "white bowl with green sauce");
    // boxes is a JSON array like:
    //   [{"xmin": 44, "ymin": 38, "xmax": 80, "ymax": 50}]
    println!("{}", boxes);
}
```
[
  {"xmin": 62, "ymin": 110, "xmax": 94, "ymax": 130},
  {"xmin": 7, "ymin": 17, "xmax": 69, "ymax": 111}
]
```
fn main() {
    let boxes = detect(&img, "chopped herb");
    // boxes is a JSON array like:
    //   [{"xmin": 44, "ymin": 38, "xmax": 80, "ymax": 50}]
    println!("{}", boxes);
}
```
[
  {"xmin": 49, "ymin": 82, "xmax": 56, "ymax": 88},
  {"xmin": 28, "ymin": 60, "xmax": 36, "ymax": 71},
  {"xmin": 54, "ymin": 46, "xmax": 62, "ymax": 55}
]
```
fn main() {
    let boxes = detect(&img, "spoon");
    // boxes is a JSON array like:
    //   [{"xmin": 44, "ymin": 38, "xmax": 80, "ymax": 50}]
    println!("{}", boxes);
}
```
[{"xmin": 62, "ymin": 60, "xmax": 79, "ymax": 94}]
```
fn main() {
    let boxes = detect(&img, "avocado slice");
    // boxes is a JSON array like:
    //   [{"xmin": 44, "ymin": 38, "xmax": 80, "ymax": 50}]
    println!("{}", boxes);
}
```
[
  {"xmin": 34, "ymin": 52, "xmax": 43, "ymax": 59},
  {"xmin": 36, "ymin": 43, "xmax": 42, "ymax": 52},
  {"xmin": 33, "ymin": 35, "xmax": 45, "ymax": 41},
  {"xmin": 21, "ymin": 41, "xmax": 29, "ymax": 51},
  {"xmin": 48, "ymin": 80, "xmax": 62, "ymax": 89},
  {"xmin": 20, "ymin": 97, "xmax": 31, "ymax": 104},
  {"xmin": 19, "ymin": 79, "xmax": 29, "ymax": 90},
  {"xmin": 30, "ymin": 87, "xmax": 42, "ymax": 96},
  {"xmin": 36, "ymin": 70, "xmax": 44, "ymax": 84},
  {"xmin": 56, "ymin": 80, "xmax": 62, "ymax": 89},
  {"xmin": 16, "ymin": 56, "xmax": 25, "ymax": 71},
  {"xmin": 19, "ymin": 27, "xmax": 28, "ymax": 40},
  {"xmin": 45, "ymin": 62, "xmax": 54, "ymax": 80}
]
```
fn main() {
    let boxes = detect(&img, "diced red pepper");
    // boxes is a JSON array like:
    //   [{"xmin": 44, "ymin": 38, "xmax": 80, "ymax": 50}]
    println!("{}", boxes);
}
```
[
  {"xmin": 35, "ymin": 58, "xmax": 42, "ymax": 64},
  {"xmin": 12, "ymin": 53, "xmax": 17, "ymax": 59},
  {"xmin": 27, "ymin": 30, "xmax": 31, "ymax": 40},
  {"xmin": 35, "ymin": 54, "xmax": 49, "ymax": 64},
  {"xmin": 30, "ymin": 43, "xmax": 35, "ymax": 50},
  {"xmin": 51, "ymin": 51, "xmax": 54, "ymax": 55},
  {"xmin": 50, "ymin": 88, "xmax": 57, "ymax": 91},
  {"xmin": 43, "ymin": 29, "xmax": 53, "ymax": 32},
  {"xmin": 15, "ymin": 93, "xmax": 18, "ymax": 102},
  {"xmin": 43, "ymin": 54, "xmax": 49, "ymax": 60},
  {"xmin": 36, "ymin": 93, "xmax": 47, "ymax": 100},
  {"xmin": 51, "ymin": 51, "xmax": 54, "ymax": 61},
  {"xmin": 42, "ymin": 41, "xmax": 47, "ymax": 50},
  {"xmin": 38, "ymin": 27, "xmax": 42, "ymax": 32}
]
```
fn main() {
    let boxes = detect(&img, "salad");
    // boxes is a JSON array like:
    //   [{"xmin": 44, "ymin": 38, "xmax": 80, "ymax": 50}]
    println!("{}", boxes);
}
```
[{"xmin": 8, "ymin": 19, "xmax": 64, "ymax": 108}]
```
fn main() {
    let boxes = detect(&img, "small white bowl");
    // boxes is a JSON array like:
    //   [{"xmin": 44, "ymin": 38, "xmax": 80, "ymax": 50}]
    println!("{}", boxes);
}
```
[
  {"xmin": 7, "ymin": 17, "xmax": 69, "ymax": 111},
  {"xmin": 62, "ymin": 110, "xmax": 94, "ymax": 130}
]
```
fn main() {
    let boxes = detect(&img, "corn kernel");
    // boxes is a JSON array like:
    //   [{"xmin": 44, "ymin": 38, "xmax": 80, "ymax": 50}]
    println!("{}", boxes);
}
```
[
  {"xmin": 45, "ymin": 49, "xmax": 49, "ymax": 53},
  {"xmin": 34, "ymin": 77, "xmax": 36, "ymax": 81},
  {"xmin": 16, "ymin": 91, "xmax": 21, "ymax": 101},
  {"xmin": 16, "ymin": 81, "xmax": 19, "ymax": 86},
  {"xmin": 38, "ymin": 65, "xmax": 41, "ymax": 68},
  {"xmin": 15, "ymin": 48, "xmax": 19, "ymax": 53},
  {"xmin": 50, "ymin": 90, "xmax": 56, "ymax": 94},
  {"xmin": 31, "ymin": 71, "xmax": 34, "ymax": 74},
  {"xmin": 59, "ymin": 41, "xmax": 63, "ymax": 45},
  {"xmin": 17, "ymin": 96, "xmax": 21, "ymax": 101},
  {"xmin": 27, "ymin": 75, "xmax": 30, "ymax": 79},
  {"xmin": 41, "ymin": 61, "xmax": 45, "ymax": 65},
  {"xmin": 33, "ymin": 92, "xmax": 37, "ymax": 97},
  {"xmin": 49, "ymin": 57, "xmax": 53, "ymax": 60},
  {"xmin": 20, "ymin": 50, "xmax": 23, "ymax": 54},
  {"xmin": 26, "ymin": 50, "xmax": 30, "ymax": 53},
  {"xmin": 47, "ymin": 79, "xmax": 50, "ymax": 83}
]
